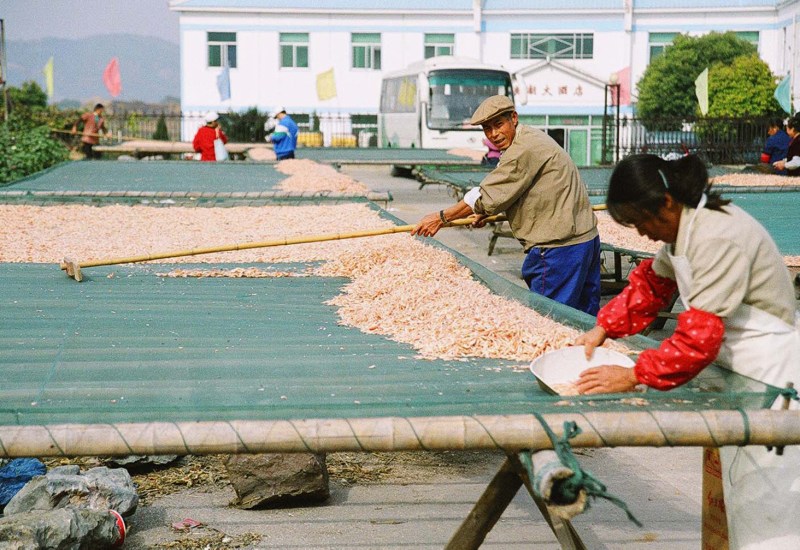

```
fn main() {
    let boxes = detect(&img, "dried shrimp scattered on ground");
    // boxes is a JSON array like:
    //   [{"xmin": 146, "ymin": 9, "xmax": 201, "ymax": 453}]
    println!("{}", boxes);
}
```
[
  {"xmin": 710, "ymin": 173, "xmax": 800, "ymax": 187},
  {"xmin": 274, "ymin": 158, "xmax": 369, "ymax": 193}
]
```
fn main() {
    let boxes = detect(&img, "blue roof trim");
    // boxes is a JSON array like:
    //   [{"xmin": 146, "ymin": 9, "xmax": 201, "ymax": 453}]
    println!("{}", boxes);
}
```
[
  {"xmin": 180, "ymin": 23, "xmax": 474, "ymax": 33},
  {"xmin": 172, "ymin": 0, "xmax": 785, "ymax": 9}
]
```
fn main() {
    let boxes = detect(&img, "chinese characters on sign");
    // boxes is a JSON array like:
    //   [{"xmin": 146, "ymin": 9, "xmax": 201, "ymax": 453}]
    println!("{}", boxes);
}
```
[{"xmin": 514, "ymin": 84, "xmax": 584, "ymax": 97}]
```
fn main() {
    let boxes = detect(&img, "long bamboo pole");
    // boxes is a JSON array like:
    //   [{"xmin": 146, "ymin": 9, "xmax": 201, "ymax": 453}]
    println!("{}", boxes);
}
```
[
  {"xmin": 59, "ymin": 214, "xmax": 507, "ymax": 281},
  {"xmin": 1, "ymin": 410, "xmax": 798, "ymax": 458},
  {"xmin": 59, "ymin": 206, "xmax": 606, "ymax": 281}
]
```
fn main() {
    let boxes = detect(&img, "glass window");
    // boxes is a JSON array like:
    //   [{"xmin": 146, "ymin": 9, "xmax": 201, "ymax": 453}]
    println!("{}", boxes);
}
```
[
  {"xmin": 280, "ymin": 33, "xmax": 309, "ymax": 68},
  {"xmin": 208, "ymin": 32, "xmax": 237, "ymax": 68},
  {"xmin": 648, "ymin": 32, "xmax": 678, "ymax": 61},
  {"xmin": 427, "ymin": 69, "xmax": 513, "ymax": 130},
  {"xmin": 424, "ymin": 34, "xmax": 454, "ymax": 59},
  {"xmin": 380, "ymin": 77, "xmax": 417, "ymax": 113},
  {"xmin": 509, "ymin": 33, "xmax": 593, "ymax": 60},
  {"xmin": 735, "ymin": 31, "xmax": 759, "ymax": 48},
  {"xmin": 352, "ymin": 33, "xmax": 381, "ymax": 70}
]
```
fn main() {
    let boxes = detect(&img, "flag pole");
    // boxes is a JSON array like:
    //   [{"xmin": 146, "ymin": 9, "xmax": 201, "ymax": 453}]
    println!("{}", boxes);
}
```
[{"xmin": 0, "ymin": 19, "xmax": 8, "ymax": 121}]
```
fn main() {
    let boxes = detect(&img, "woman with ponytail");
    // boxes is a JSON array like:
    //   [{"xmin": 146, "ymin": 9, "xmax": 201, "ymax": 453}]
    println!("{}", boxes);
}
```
[{"xmin": 575, "ymin": 153, "xmax": 800, "ymax": 549}]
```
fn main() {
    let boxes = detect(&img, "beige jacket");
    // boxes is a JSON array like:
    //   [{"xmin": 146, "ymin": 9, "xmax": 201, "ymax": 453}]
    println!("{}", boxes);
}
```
[
  {"xmin": 472, "ymin": 125, "xmax": 597, "ymax": 251},
  {"xmin": 653, "ymin": 203, "xmax": 796, "ymax": 325}
]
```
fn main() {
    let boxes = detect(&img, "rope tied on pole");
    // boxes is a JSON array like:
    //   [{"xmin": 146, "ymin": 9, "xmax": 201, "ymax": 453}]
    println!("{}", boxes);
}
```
[{"xmin": 531, "ymin": 412, "xmax": 643, "ymax": 527}]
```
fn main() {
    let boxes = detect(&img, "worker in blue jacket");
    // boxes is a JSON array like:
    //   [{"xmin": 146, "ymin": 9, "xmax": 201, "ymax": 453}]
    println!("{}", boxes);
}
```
[{"xmin": 265, "ymin": 106, "xmax": 299, "ymax": 160}]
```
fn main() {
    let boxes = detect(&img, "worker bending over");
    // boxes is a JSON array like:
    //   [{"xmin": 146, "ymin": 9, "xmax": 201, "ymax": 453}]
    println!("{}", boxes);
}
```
[
  {"xmin": 412, "ymin": 95, "xmax": 601, "ymax": 315},
  {"xmin": 576, "ymin": 153, "xmax": 800, "ymax": 550}
]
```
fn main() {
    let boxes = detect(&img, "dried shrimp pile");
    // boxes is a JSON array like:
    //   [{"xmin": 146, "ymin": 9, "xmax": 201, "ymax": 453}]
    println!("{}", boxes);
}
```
[
  {"xmin": 2, "ymin": 201, "xmax": 623, "ymax": 363},
  {"xmin": 275, "ymin": 159, "xmax": 369, "ymax": 193},
  {"xmin": 0, "ymin": 203, "xmax": 392, "ymax": 264},
  {"xmin": 596, "ymin": 211, "xmax": 799, "ymax": 266},
  {"xmin": 315, "ymin": 235, "xmax": 604, "ymax": 361},
  {"xmin": 446, "ymin": 148, "xmax": 485, "ymax": 162},
  {"xmin": 596, "ymin": 212, "xmax": 661, "ymax": 254},
  {"xmin": 711, "ymin": 173, "xmax": 799, "ymax": 187}
]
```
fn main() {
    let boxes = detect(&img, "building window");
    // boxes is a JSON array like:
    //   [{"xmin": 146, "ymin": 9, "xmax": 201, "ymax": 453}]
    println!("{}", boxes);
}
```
[
  {"xmin": 510, "ymin": 33, "xmax": 593, "ymax": 60},
  {"xmin": 208, "ymin": 32, "xmax": 237, "ymax": 68},
  {"xmin": 735, "ymin": 31, "xmax": 759, "ymax": 48},
  {"xmin": 425, "ymin": 34, "xmax": 454, "ymax": 58},
  {"xmin": 352, "ymin": 33, "xmax": 381, "ymax": 69},
  {"xmin": 648, "ymin": 32, "xmax": 678, "ymax": 60},
  {"xmin": 280, "ymin": 33, "xmax": 309, "ymax": 68}
]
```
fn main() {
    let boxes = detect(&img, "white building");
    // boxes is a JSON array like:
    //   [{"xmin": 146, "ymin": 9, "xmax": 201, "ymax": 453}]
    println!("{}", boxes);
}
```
[{"xmin": 170, "ymin": 0, "xmax": 800, "ymax": 162}]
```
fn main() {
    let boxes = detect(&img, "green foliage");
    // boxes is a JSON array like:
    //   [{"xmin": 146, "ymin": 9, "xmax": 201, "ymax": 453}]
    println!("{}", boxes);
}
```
[
  {"xmin": 707, "ymin": 55, "xmax": 782, "ymax": 117},
  {"xmin": 636, "ymin": 32, "xmax": 758, "ymax": 127},
  {"xmin": 0, "ymin": 115, "xmax": 70, "ymax": 185},
  {"xmin": 152, "ymin": 114, "xmax": 170, "ymax": 141},
  {"xmin": 7, "ymin": 81, "xmax": 48, "ymax": 110},
  {"xmin": 221, "ymin": 107, "xmax": 268, "ymax": 142}
]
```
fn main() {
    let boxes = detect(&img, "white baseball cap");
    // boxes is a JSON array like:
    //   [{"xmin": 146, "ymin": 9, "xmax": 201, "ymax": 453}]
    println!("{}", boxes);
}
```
[
  {"xmin": 205, "ymin": 111, "xmax": 220, "ymax": 123},
  {"xmin": 269, "ymin": 106, "xmax": 286, "ymax": 118}
]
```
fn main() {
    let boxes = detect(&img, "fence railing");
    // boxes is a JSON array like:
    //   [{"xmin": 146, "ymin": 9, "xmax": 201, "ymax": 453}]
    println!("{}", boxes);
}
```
[
  {"xmin": 610, "ymin": 115, "xmax": 775, "ymax": 165},
  {"xmin": 100, "ymin": 111, "xmax": 777, "ymax": 164}
]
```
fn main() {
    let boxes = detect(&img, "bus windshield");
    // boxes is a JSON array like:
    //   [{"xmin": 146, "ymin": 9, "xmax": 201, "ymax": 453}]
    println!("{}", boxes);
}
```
[{"xmin": 427, "ymin": 69, "xmax": 513, "ymax": 130}]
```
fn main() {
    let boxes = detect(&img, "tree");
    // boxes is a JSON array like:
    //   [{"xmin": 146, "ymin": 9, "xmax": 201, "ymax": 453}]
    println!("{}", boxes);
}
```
[
  {"xmin": 636, "ymin": 32, "xmax": 757, "ymax": 125},
  {"xmin": 707, "ymin": 54, "xmax": 782, "ymax": 117},
  {"xmin": 152, "ymin": 113, "xmax": 170, "ymax": 141},
  {"xmin": 7, "ymin": 81, "xmax": 48, "ymax": 111}
]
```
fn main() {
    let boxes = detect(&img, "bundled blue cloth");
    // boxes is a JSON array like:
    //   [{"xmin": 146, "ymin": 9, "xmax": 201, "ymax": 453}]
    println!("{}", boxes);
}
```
[{"xmin": 0, "ymin": 458, "xmax": 46, "ymax": 507}]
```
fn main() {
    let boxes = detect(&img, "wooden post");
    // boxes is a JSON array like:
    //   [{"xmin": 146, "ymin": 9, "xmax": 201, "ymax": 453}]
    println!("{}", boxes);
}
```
[
  {"xmin": 701, "ymin": 448, "xmax": 729, "ymax": 550},
  {"xmin": 445, "ymin": 457, "xmax": 522, "ymax": 550}
]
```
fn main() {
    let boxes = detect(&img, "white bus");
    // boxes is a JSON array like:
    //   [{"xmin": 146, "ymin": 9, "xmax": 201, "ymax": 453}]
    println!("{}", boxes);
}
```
[{"xmin": 378, "ymin": 56, "xmax": 514, "ymax": 150}]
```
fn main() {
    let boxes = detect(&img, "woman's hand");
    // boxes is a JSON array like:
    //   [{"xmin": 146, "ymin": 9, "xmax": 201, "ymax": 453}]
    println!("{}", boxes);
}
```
[
  {"xmin": 574, "ymin": 325, "xmax": 608, "ymax": 360},
  {"xmin": 576, "ymin": 365, "xmax": 639, "ymax": 395},
  {"xmin": 411, "ymin": 211, "xmax": 445, "ymax": 237},
  {"xmin": 773, "ymin": 159, "xmax": 786, "ymax": 171}
]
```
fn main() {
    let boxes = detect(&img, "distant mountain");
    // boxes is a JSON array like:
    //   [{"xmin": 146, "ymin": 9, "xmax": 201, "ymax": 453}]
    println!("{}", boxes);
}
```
[{"xmin": 6, "ymin": 34, "xmax": 179, "ymax": 104}]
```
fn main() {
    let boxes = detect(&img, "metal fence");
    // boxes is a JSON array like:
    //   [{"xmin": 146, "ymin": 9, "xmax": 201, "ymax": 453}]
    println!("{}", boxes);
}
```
[
  {"xmin": 610, "ymin": 115, "xmax": 776, "ymax": 165},
  {"xmin": 103, "ymin": 111, "xmax": 379, "ymax": 147},
  {"xmin": 103, "ymin": 110, "xmax": 777, "ymax": 164}
]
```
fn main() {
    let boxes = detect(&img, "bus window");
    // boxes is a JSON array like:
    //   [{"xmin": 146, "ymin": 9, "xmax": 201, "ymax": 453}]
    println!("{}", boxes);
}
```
[
  {"xmin": 380, "ymin": 77, "xmax": 417, "ymax": 113},
  {"xmin": 427, "ymin": 70, "xmax": 513, "ymax": 130}
]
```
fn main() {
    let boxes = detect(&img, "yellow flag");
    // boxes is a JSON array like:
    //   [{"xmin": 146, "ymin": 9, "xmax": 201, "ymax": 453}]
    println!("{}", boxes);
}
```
[
  {"xmin": 695, "ymin": 67, "xmax": 709, "ymax": 116},
  {"xmin": 42, "ymin": 57, "xmax": 54, "ymax": 99},
  {"xmin": 316, "ymin": 68, "xmax": 336, "ymax": 101}
]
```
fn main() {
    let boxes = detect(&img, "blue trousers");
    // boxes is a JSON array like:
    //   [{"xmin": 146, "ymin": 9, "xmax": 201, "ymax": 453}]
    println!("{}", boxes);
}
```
[{"xmin": 521, "ymin": 235, "xmax": 601, "ymax": 315}]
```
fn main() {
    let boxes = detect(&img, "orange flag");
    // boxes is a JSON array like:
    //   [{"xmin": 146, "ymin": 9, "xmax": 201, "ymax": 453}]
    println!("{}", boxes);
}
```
[{"xmin": 103, "ymin": 57, "xmax": 122, "ymax": 97}]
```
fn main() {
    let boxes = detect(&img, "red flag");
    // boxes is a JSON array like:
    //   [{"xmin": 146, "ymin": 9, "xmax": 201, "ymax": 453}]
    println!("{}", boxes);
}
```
[
  {"xmin": 103, "ymin": 57, "xmax": 122, "ymax": 97},
  {"xmin": 610, "ymin": 66, "xmax": 631, "ymax": 106}
]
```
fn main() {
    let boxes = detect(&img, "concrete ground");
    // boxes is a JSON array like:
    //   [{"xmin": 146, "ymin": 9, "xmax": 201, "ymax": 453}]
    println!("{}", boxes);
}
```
[{"xmin": 125, "ymin": 164, "xmax": 703, "ymax": 549}]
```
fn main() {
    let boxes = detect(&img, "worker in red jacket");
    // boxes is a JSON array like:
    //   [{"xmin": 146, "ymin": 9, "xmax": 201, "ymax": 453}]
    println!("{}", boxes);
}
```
[
  {"xmin": 192, "ymin": 111, "xmax": 228, "ymax": 161},
  {"xmin": 575, "ymin": 153, "xmax": 800, "ymax": 550}
]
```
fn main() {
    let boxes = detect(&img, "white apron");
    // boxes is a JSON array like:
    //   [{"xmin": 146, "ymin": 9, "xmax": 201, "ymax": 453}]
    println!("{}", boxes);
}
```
[{"xmin": 668, "ymin": 198, "xmax": 800, "ymax": 550}]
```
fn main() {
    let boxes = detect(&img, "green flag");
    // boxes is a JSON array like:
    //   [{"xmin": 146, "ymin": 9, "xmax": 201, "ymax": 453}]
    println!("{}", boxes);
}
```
[
  {"xmin": 695, "ymin": 67, "xmax": 709, "ymax": 116},
  {"xmin": 42, "ymin": 56, "xmax": 54, "ymax": 99},
  {"xmin": 774, "ymin": 72, "xmax": 792, "ymax": 114}
]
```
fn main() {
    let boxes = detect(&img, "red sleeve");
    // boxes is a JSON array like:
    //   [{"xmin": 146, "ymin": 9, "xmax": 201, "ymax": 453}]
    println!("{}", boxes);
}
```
[
  {"xmin": 597, "ymin": 259, "xmax": 678, "ymax": 338},
  {"xmin": 193, "ymin": 129, "xmax": 203, "ymax": 152},
  {"xmin": 760, "ymin": 152, "xmax": 771, "ymax": 163},
  {"xmin": 633, "ymin": 307, "xmax": 725, "ymax": 390},
  {"xmin": 219, "ymin": 130, "xmax": 228, "ymax": 144}
]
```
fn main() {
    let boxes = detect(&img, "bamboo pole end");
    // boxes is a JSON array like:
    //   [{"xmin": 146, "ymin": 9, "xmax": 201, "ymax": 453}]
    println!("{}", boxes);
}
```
[{"xmin": 61, "ymin": 258, "xmax": 83, "ymax": 282}]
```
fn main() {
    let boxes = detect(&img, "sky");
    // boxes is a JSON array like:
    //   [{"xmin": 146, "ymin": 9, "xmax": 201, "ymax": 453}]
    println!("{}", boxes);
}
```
[{"xmin": 1, "ymin": 0, "xmax": 180, "ymax": 44}]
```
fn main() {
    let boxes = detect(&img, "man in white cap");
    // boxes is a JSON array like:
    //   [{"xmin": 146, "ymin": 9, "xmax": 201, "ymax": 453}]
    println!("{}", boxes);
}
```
[
  {"xmin": 192, "ymin": 111, "xmax": 228, "ymax": 161},
  {"xmin": 264, "ymin": 106, "xmax": 299, "ymax": 160},
  {"xmin": 412, "ymin": 95, "xmax": 601, "ymax": 315}
]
